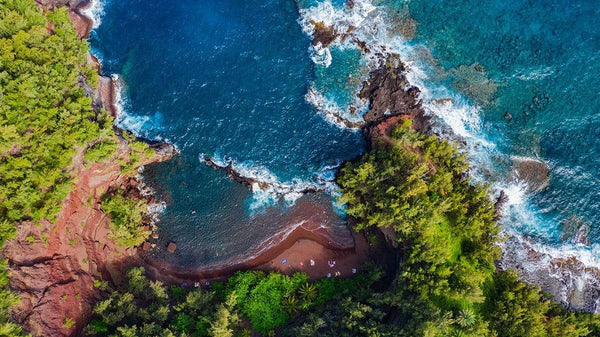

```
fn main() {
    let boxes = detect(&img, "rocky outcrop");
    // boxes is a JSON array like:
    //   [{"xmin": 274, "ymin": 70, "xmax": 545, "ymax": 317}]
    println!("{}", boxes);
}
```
[
  {"xmin": 499, "ymin": 235, "xmax": 600, "ymax": 313},
  {"xmin": 3, "ymin": 4, "xmax": 177, "ymax": 336},
  {"xmin": 310, "ymin": 21, "xmax": 337, "ymax": 47},
  {"xmin": 356, "ymin": 55, "xmax": 430, "ymax": 149},
  {"xmin": 37, "ymin": 0, "xmax": 93, "ymax": 38},
  {"xmin": 509, "ymin": 157, "xmax": 551, "ymax": 192},
  {"xmin": 202, "ymin": 156, "xmax": 323, "ymax": 194},
  {"xmin": 359, "ymin": 55, "xmax": 423, "ymax": 125}
]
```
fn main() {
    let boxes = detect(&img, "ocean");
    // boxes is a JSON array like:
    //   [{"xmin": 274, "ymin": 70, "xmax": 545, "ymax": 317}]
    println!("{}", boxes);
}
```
[{"xmin": 90, "ymin": 0, "xmax": 600, "ymax": 277}]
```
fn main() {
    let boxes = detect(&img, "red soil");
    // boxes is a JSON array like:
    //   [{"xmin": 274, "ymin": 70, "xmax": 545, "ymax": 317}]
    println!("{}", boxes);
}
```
[{"xmin": 4, "ymin": 143, "xmax": 174, "ymax": 337}]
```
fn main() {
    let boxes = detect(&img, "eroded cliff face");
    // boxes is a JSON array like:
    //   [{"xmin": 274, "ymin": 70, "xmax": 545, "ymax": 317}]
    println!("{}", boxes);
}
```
[{"xmin": 5, "ymin": 140, "xmax": 174, "ymax": 337}]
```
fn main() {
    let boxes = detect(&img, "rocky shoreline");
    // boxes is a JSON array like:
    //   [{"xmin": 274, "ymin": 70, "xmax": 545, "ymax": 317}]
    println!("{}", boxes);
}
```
[{"xmin": 143, "ymin": 50, "xmax": 424, "ymax": 298}]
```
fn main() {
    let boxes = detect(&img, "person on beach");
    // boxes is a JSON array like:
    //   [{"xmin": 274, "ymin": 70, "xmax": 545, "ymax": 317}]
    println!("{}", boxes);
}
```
[{"xmin": 310, "ymin": 259, "xmax": 315, "ymax": 266}]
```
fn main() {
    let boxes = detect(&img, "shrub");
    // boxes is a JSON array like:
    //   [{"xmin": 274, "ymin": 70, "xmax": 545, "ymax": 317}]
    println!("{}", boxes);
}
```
[{"xmin": 100, "ymin": 193, "xmax": 150, "ymax": 248}]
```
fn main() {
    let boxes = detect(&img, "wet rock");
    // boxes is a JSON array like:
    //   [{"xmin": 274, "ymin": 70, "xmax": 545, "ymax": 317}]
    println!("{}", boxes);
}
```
[
  {"xmin": 494, "ymin": 190, "xmax": 508, "ymax": 217},
  {"xmin": 433, "ymin": 98, "xmax": 453, "ymax": 105},
  {"xmin": 167, "ymin": 242, "xmax": 177, "ymax": 254},
  {"xmin": 509, "ymin": 157, "xmax": 551, "ymax": 192},
  {"xmin": 504, "ymin": 112, "xmax": 513, "ymax": 120},
  {"xmin": 499, "ymin": 235, "xmax": 600, "ymax": 313},
  {"xmin": 203, "ymin": 156, "xmax": 323, "ymax": 194},
  {"xmin": 353, "ymin": 39, "xmax": 370, "ymax": 54},
  {"xmin": 310, "ymin": 21, "xmax": 337, "ymax": 47},
  {"xmin": 67, "ymin": 9, "xmax": 92, "ymax": 39},
  {"xmin": 95, "ymin": 76, "xmax": 117, "ymax": 117},
  {"xmin": 359, "ymin": 55, "xmax": 422, "ymax": 124},
  {"xmin": 560, "ymin": 216, "xmax": 590, "ymax": 246}
]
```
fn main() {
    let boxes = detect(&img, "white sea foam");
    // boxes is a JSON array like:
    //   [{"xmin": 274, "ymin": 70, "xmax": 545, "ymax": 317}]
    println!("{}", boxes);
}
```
[
  {"xmin": 112, "ymin": 75, "xmax": 165, "ymax": 141},
  {"xmin": 134, "ymin": 166, "xmax": 166, "ymax": 226},
  {"xmin": 515, "ymin": 66, "xmax": 555, "ymax": 81},
  {"xmin": 310, "ymin": 43, "xmax": 333, "ymax": 67},
  {"xmin": 81, "ymin": 0, "xmax": 105, "ymax": 29},
  {"xmin": 305, "ymin": 86, "xmax": 365, "ymax": 129},
  {"xmin": 300, "ymin": 0, "xmax": 600, "ymax": 305},
  {"xmin": 204, "ymin": 154, "xmax": 339, "ymax": 212}
]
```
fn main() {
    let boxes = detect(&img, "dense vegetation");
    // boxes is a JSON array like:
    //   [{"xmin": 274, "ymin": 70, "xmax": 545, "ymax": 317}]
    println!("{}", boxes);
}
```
[
  {"xmin": 0, "ymin": 0, "xmax": 101, "ymax": 334},
  {"xmin": 0, "ymin": 0, "xmax": 154, "ymax": 334},
  {"xmin": 0, "ymin": 0, "xmax": 104, "ymax": 226},
  {"xmin": 100, "ymin": 192, "xmax": 151, "ymax": 248},
  {"xmin": 86, "ymin": 267, "xmax": 375, "ymax": 337},
  {"xmin": 333, "ymin": 121, "xmax": 599, "ymax": 336},
  {"xmin": 2, "ymin": 0, "xmax": 600, "ymax": 336},
  {"xmin": 86, "ymin": 122, "xmax": 600, "ymax": 337}
]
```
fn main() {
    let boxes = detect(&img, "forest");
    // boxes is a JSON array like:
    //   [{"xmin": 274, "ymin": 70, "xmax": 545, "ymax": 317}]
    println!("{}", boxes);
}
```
[{"xmin": 0, "ymin": 0, "xmax": 152, "ymax": 335}]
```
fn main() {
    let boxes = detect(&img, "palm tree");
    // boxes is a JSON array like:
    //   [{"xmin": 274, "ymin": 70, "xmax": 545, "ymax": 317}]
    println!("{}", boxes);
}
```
[
  {"xmin": 282, "ymin": 295, "xmax": 299, "ymax": 314},
  {"xmin": 298, "ymin": 283, "xmax": 317, "ymax": 303},
  {"xmin": 455, "ymin": 308, "xmax": 476, "ymax": 328},
  {"xmin": 451, "ymin": 330, "xmax": 467, "ymax": 337}
]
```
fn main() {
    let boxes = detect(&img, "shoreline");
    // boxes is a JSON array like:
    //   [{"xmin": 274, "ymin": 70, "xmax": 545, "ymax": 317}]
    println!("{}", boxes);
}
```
[{"xmin": 143, "ymin": 223, "xmax": 367, "ymax": 282}]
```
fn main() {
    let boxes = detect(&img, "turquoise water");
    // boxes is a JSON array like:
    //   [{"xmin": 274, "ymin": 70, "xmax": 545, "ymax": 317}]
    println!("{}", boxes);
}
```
[
  {"xmin": 406, "ymin": 0, "xmax": 600, "ymax": 244},
  {"xmin": 91, "ymin": 0, "xmax": 600, "ymax": 266}
]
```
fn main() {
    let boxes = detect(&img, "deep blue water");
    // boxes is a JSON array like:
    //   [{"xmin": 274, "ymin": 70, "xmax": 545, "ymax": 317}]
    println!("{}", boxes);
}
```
[
  {"xmin": 90, "ymin": 0, "xmax": 363, "ymax": 265},
  {"xmin": 92, "ymin": 0, "xmax": 600, "ymax": 265}
]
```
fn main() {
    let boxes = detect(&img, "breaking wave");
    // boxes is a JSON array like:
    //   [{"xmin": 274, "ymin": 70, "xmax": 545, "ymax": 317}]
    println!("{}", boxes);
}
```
[
  {"xmin": 112, "ymin": 75, "xmax": 166, "ymax": 141},
  {"xmin": 300, "ymin": 0, "xmax": 600, "ymax": 310},
  {"xmin": 81, "ymin": 0, "xmax": 105, "ymax": 29},
  {"xmin": 202, "ymin": 153, "xmax": 341, "ymax": 212}
]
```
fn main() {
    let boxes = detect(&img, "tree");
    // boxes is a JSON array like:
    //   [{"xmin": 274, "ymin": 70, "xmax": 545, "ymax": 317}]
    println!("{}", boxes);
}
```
[
  {"xmin": 210, "ymin": 293, "xmax": 238, "ymax": 337},
  {"xmin": 100, "ymin": 193, "xmax": 151, "ymax": 248}
]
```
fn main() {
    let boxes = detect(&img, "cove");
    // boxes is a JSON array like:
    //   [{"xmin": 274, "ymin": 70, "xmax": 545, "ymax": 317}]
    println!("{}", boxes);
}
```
[{"xmin": 90, "ymin": 0, "xmax": 364, "ymax": 267}]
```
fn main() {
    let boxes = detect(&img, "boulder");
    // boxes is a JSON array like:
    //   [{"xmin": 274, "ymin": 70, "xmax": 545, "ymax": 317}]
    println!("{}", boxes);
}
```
[
  {"xmin": 509, "ymin": 157, "xmax": 550, "ymax": 192},
  {"xmin": 142, "ymin": 241, "xmax": 152, "ymax": 251},
  {"xmin": 310, "ymin": 21, "xmax": 337, "ymax": 47}
]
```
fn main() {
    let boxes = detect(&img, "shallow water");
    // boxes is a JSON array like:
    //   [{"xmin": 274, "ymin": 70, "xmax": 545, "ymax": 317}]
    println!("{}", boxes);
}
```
[{"xmin": 407, "ymin": 0, "xmax": 600, "ymax": 245}]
